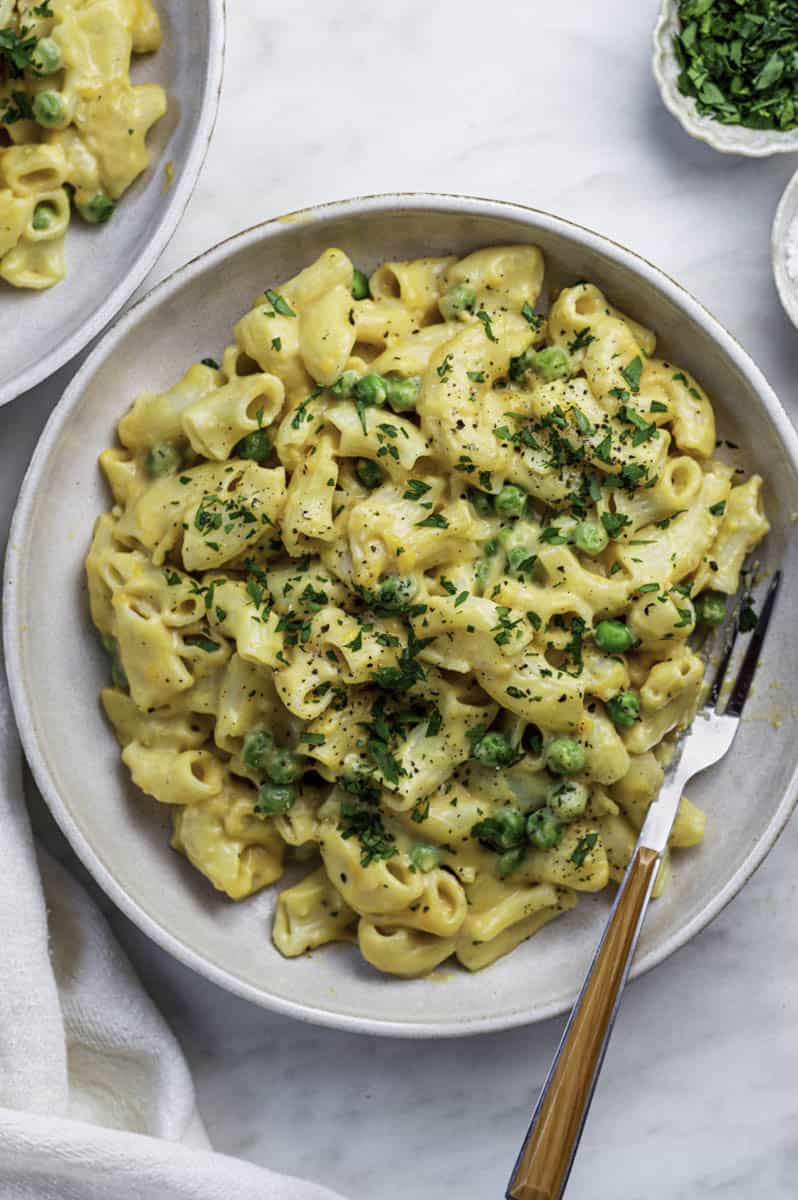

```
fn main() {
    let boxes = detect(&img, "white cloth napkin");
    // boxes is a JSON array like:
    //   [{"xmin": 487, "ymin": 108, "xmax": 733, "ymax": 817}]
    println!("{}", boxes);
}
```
[{"xmin": 0, "ymin": 646, "xmax": 345, "ymax": 1200}]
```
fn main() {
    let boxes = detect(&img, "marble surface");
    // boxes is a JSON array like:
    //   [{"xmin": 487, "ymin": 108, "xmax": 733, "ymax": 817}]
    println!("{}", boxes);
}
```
[{"xmin": 4, "ymin": 0, "xmax": 798, "ymax": 1196}]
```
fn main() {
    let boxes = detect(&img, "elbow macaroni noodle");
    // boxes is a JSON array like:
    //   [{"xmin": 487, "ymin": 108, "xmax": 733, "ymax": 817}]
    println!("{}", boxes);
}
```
[
  {"xmin": 0, "ymin": 0, "xmax": 165, "ymax": 289},
  {"xmin": 86, "ymin": 244, "xmax": 770, "ymax": 979}
]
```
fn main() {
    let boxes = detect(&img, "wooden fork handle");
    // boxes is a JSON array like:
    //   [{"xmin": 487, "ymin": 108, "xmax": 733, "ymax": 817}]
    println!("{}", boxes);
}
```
[{"xmin": 507, "ymin": 845, "xmax": 660, "ymax": 1200}]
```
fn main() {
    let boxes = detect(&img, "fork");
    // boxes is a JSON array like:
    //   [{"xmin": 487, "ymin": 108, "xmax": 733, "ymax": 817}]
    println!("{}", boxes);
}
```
[{"xmin": 507, "ymin": 570, "xmax": 782, "ymax": 1200}]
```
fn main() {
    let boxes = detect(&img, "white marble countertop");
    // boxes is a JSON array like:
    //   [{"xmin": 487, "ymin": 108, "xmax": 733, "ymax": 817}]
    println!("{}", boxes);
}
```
[{"xmin": 4, "ymin": 1, "xmax": 798, "ymax": 1196}]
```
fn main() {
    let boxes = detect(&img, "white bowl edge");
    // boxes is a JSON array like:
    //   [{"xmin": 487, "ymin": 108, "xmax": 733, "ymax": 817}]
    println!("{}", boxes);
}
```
[{"xmin": 0, "ymin": 0, "xmax": 227, "ymax": 408}]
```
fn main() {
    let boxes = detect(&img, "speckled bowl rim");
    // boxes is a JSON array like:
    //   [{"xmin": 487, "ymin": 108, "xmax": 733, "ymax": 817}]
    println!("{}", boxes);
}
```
[
  {"xmin": 653, "ymin": 0, "xmax": 798, "ymax": 158},
  {"xmin": 0, "ymin": 0, "xmax": 227, "ymax": 409},
  {"xmin": 6, "ymin": 192, "xmax": 798, "ymax": 1038}
]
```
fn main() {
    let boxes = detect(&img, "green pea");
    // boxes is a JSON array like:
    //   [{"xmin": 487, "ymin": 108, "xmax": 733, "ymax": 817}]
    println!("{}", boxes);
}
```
[
  {"xmin": 255, "ymin": 781, "xmax": 297, "ymax": 816},
  {"xmin": 495, "ymin": 485, "xmax": 527, "ymax": 518},
  {"xmin": 355, "ymin": 458, "xmax": 383, "ymax": 489},
  {"xmin": 439, "ymin": 283, "xmax": 477, "ymax": 320},
  {"xmin": 352, "ymin": 372, "xmax": 388, "ymax": 407},
  {"xmin": 351, "ymin": 268, "xmax": 370, "ymax": 300},
  {"xmin": 265, "ymin": 745, "xmax": 304, "ymax": 785},
  {"xmin": 694, "ymin": 590, "xmax": 727, "ymax": 627},
  {"xmin": 242, "ymin": 726, "xmax": 275, "ymax": 773},
  {"xmin": 144, "ymin": 440, "xmax": 181, "ymax": 477},
  {"xmin": 607, "ymin": 690, "xmax": 640, "ymax": 729},
  {"xmin": 573, "ymin": 521, "xmax": 609, "ymax": 556},
  {"xmin": 32, "ymin": 202, "xmax": 56, "ymax": 231},
  {"xmin": 534, "ymin": 346, "xmax": 570, "ymax": 382},
  {"xmin": 77, "ymin": 191, "xmax": 116, "ymax": 224},
  {"xmin": 548, "ymin": 780, "xmax": 589, "ymax": 822},
  {"xmin": 331, "ymin": 370, "xmax": 360, "ymax": 398},
  {"xmin": 509, "ymin": 346, "xmax": 538, "ymax": 382},
  {"xmin": 385, "ymin": 375, "xmax": 421, "ymax": 413},
  {"xmin": 472, "ymin": 808, "xmax": 526, "ymax": 851},
  {"xmin": 526, "ymin": 807, "xmax": 564, "ymax": 850},
  {"xmin": 472, "ymin": 731, "xmax": 517, "ymax": 768},
  {"xmin": 497, "ymin": 845, "xmax": 527, "ymax": 877},
  {"xmin": 33, "ymin": 89, "xmax": 68, "ymax": 128},
  {"xmin": 234, "ymin": 428, "xmax": 271, "ymax": 463},
  {"xmin": 545, "ymin": 736, "xmax": 585, "ymax": 776},
  {"xmin": 30, "ymin": 36, "xmax": 63, "ymax": 75},
  {"xmin": 466, "ymin": 488, "xmax": 493, "ymax": 517},
  {"xmin": 375, "ymin": 574, "xmax": 418, "ymax": 611},
  {"xmin": 409, "ymin": 843, "xmax": 439, "ymax": 872},
  {"xmin": 594, "ymin": 619, "xmax": 635, "ymax": 653}
]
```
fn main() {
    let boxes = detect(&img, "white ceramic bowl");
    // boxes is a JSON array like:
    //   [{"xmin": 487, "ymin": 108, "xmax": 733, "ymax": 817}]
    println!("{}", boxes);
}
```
[
  {"xmin": 0, "ymin": 0, "xmax": 226, "ymax": 409},
  {"xmin": 772, "ymin": 168, "xmax": 798, "ymax": 329},
  {"xmin": 653, "ymin": 0, "xmax": 798, "ymax": 157},
  {"xmin": 5, "ymin": 194, "xmax": 798, "ymax": 1037}
]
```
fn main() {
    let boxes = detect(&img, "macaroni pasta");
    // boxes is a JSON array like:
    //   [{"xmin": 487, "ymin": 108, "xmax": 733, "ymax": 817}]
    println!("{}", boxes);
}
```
[
  {"xmin": 86, "ymin": 244, "xmax": 769, "ymax": 978},
  {"xmin": 0, "ymin": 0, "xmax": 165, "ymax": 289}
]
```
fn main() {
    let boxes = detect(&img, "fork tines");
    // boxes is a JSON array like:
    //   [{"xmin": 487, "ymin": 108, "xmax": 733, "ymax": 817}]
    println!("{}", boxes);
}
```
[{"xmin": 707, "ymin": 571, "xmax": 782, "ymax": 717}]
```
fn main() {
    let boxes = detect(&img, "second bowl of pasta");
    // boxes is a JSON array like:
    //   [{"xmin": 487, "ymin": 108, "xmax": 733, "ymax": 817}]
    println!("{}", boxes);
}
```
[{"xmin": 5, "ymin": 194, "xmax": 798, "ymax": 1035}]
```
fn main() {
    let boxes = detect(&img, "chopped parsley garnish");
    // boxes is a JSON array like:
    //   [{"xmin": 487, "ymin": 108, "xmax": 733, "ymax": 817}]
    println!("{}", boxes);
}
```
[
  {"xmin": 467, "ymin": 369, "xmax": 486, "ymax": 383},
  {"xmin": 264, "ymin": 288, "xmax": 296, "ymax": 317},
  {"xmin": 403, "ymin": 479, "xmax": 431, "ymax": 501},
  {"xmin": 0, "ymin": 27, "xmax": 37, "ymax": 76},
  {"xmin": 618, "ymin": 405, "xmax": 658, "ymax": 446},
  {"xmin": 338, "ymin": 800, "xmax": 396, "ymax": 867},
  {"xmin": 426, "ymin": 706, "xmax": 443, "ymax": 737},
  {"xmin": 201, "ymin": 357, "xmax": 220, "ymax": 369},
  {"xmin": 572, "ymin": 407, "xmax": 594, "ymax": 436},
  {"xmin": 0, "ymin": 89, "xmax": 34, "ymax": 123},
  {"xmin": 299, "ymin": 583, "xmax": 329, "ymax": 611},
  {"xmin": 370, "ymin": 630, "xmax": 432, "ymax": 692},
  {"xmin": 415, "ymin": 513, "xmax": 449, "ymax": 529},
  {"xmin": 594, "ymin": 431, "xmax": 613, "ymax": 464},
  {"xmin": 492, "ymin": 606, "xmax": 523, "ymax": 646},
  {"xmin": 185, "ymin": 634, "xmax": 220, "ymax": 654},
  {"xmin": 291, "ymin": 385, "xmax": 323, "ymax": 430},
  {"xmin": 570, "ymin": 832, "xmax": 598, "ymax": 867},
  {"xmin": 621, "ymin": 356, "xmax": 643, "ymax": 394},
  {"xmin": 521, "ymin": 301, "xmax": 544, "ymax": 329},
  {"xmin": 299, "ymin": 732, "xmax": 326, "ymax": 746},
  {"xmin": 475, "ymin": 309, "xmax": 498, "ymax": 342},
  {"xmin": 567, "ymin": 327, "xmax": 596, "ymax": 353},
  {"xmin": 437, "ymin": 353, "xmax": 454, "ymax": 380},
  {"xmin": 709, "ymin": 500, "xmax": 727, "ymax": 516},
  {"xmin": 411, "ymin": 798, "xmax": 430, "ymax": 824},
  {"xmin": 601, "ymin": 511, "xmax": 632, "ymax": 538},
  {"xmin": 540, "ymin": 525, "xmax": 570, "ymax": 545}
]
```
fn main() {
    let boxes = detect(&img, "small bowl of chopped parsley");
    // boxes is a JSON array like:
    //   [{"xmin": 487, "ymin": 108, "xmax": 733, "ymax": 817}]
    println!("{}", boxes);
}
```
[{"xmin": 653, "ymin": 0, "xmax": 798, "ymax": 156}]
